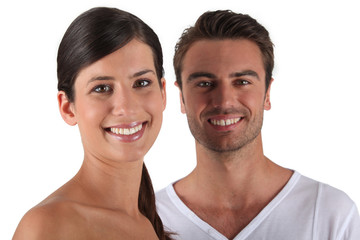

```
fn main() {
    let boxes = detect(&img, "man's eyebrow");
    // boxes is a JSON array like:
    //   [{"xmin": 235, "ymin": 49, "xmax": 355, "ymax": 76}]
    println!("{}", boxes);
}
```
[
  {"xmin": 187, "ymin": 72, "xmax": 217, "ymax": 82},
  {"xmin": 229, "ymin": 70, "xmax": 260, "ymax": 80}
]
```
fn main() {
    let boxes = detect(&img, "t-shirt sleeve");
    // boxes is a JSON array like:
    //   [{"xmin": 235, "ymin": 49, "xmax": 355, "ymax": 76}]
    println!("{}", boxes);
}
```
[
  {"xmin": 338, "ymin": 204, "xmax": 360, "ymax": 240},
  {"xmin": 316, "ymin": 183, "xmax": 360, "ymax": 240}
]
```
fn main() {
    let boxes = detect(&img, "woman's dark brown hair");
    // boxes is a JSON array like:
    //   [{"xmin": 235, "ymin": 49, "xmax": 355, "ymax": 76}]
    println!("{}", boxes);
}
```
[{"xmin": 57, "ymin": 7, "xmax": 171, "ymax": 240}]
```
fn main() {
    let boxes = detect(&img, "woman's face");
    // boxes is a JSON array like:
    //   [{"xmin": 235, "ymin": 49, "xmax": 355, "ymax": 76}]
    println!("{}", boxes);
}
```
[{"xmin": 68, "ymin": 39, "xmax": 166, "ymax": 163}]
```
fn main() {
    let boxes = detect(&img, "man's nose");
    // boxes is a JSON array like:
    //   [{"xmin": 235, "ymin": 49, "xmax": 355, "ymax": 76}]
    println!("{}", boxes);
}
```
[{"xmin": 211, "ymin": 83, "xmax": 237, "ymax": 109}]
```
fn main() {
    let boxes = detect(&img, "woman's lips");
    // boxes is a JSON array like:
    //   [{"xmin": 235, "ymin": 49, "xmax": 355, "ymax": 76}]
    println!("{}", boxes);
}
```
[
  {"xmin": 109, "ymin": 123, "xmax": 143, "ymax": 135},
  {"xmin": 105, "ymin": 122, "xmax": 147, "ymax": 142}
]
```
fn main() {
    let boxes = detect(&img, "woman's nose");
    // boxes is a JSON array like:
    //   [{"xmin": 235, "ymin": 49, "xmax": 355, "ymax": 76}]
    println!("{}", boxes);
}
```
[{"xmin": 111, "ymin": 87, "xmax": 138, "ymax": 116}]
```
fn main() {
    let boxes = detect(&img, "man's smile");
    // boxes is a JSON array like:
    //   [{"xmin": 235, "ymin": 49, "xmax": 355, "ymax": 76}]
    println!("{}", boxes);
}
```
[{"xmin": 209, "ymin": 117, "xmax": 243, "ymax": 127}]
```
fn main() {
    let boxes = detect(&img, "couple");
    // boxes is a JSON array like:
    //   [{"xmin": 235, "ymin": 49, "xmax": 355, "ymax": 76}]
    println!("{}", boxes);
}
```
[{"xmin": 13, "ymin": 7, "xmax": 360, "ymax": 240}]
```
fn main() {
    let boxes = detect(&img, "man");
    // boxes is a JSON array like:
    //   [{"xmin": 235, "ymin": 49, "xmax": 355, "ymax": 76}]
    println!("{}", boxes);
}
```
[{"xmin": 156, "ymin": 10, "xmax": 360, "ymax": 239}]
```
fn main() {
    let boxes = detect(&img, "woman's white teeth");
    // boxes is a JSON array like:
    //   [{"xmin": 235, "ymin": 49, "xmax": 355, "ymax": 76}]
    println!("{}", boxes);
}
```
[
  {"xmin": 110, "ymin": 124, "xmax": 142, "ymax": 135},
  {"xmin": 210, "ymin": 118, "xmax": 241, "ymax": 126}
]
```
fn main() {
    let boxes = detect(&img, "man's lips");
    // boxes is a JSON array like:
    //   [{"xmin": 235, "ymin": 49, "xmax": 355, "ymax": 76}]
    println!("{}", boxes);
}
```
[{"xmin": 208, "ymin": 117, "xmax": 243, "ymax": 127}]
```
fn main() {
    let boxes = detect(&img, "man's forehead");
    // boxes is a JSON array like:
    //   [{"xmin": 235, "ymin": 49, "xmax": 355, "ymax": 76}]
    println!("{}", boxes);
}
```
[
  {"xmin": 182, "ymin": 39, "xmax": 265, "ymax": 79},
  {"xmin": 186, "ymin": 38, "xmax": 260, "ymax": 54}
]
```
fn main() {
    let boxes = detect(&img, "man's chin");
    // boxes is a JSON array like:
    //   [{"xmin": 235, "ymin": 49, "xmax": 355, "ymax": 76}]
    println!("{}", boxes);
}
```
[{"xmin": 198, "ymin": 140, "xmax": 246, "ymax": 153}]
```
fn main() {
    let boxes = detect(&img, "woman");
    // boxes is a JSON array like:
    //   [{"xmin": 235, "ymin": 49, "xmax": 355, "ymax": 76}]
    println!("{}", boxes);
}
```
[{"xmin": 13, "ymin": 7, "xmax": 171, "ymax": 240}]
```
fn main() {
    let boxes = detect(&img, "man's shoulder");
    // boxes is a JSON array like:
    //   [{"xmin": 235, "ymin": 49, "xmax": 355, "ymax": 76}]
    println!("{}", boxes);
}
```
[
  {"xmin": 293, "ymin": 173, "xmax": 360, "ymax": 238},
  {"xmin": 155, "ymin": 183, "xmax": 177, "ymax": 210},
  {"xmin": 297, "ymin": 173, "xmax": 355, "ymax": 206},
  {"xmin": 290, "ymin": 173, "xmax": 358, "ymax": 225},
  {"xmin": 313, "ymin": 178, "xmax": 357, "ymax": 217},
  {"xmin": 155, "ymin": 185, "xmax": 169, "ymax": 199}
]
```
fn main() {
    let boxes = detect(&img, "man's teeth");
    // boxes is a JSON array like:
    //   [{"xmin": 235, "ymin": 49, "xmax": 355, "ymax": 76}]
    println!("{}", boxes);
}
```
[
  {"xmin": 110, "ymin": 124, "xmax": 142, "ymax": 135},
  {"xmin": 210, "ymin": 118, "xmax": 241, "ymax": 126}
]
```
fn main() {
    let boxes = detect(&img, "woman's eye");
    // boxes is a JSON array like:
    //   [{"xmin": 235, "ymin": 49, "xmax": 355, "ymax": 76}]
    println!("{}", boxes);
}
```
[
  {"xmin": 133, "ymin": 79, "xmax": 151, "ymax": 88},
  {"xmin": 93, "ymin": 85, "xmax": 112, "ymax": 93}
]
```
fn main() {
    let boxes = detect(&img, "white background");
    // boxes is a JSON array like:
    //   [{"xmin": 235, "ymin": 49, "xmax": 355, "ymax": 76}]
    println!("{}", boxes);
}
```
[{"xmin": 1, "ymin": 0, "xmax": 359, "ymax": 238}]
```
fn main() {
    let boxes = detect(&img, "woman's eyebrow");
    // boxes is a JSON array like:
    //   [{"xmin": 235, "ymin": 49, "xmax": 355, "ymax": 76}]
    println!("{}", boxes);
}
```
[
  {"xmin": 87, "ymin": 76, "xmax": 115, "ymax": 86},
  {"xmin": 132, "ymin": 69, "xmax": 156, "ymax": 78},
  {"xmin": 86, "ymin": 69, "xmax": 156, "ymax": 86}
]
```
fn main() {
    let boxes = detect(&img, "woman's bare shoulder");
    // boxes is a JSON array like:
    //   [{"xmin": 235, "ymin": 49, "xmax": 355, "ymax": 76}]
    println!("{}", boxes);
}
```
[
  {"xmin": 12, "ymin": 179, "xmax": 160, "ymax": 240},
  {"xmin": 13, "ymin": 197, "xmax": 79, "ymax": 240}
]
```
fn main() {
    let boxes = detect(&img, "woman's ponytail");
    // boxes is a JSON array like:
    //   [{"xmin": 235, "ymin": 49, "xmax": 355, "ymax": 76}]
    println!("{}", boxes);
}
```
[{"xmin": 138, "ymin": 163, "xmax": 172, "ymax": 240}]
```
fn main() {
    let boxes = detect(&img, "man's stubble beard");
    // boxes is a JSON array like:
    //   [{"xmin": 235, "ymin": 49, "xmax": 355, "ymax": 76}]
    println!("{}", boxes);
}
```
[{"xmin": 186, "ymin": 109, "xmax": 264, "ymax": 153}]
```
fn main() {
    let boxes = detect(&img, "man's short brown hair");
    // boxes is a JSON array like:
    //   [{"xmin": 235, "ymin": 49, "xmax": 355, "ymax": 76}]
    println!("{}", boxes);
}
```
[{"xmin": 174, "ymin": 10, "xmax": 274, "ymax": 91}]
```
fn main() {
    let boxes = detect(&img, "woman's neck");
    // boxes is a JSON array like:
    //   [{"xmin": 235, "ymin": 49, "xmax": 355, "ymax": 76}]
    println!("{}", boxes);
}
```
[{"xmin": 71, "ymin": 154, "xmax": 144, "ymax": 217}]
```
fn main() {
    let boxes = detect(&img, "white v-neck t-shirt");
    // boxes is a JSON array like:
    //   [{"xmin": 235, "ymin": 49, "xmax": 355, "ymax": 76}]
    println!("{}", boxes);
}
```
[{"xmin": 156, "ymin": 171, "xmax": 360, "ymax": 240}]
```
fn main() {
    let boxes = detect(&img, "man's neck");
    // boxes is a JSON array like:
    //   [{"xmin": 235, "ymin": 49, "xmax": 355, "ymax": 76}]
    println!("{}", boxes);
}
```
[
  {"xmin": 177, "ymin": 135, "xmax": 274, "ymax": 200},
  {"xmin": 173, "ymin": 134, "xmax": 292, "ymax": 238}
]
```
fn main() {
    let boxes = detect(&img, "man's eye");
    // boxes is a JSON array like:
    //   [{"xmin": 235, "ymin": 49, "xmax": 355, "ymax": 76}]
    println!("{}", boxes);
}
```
[
  {"xmin": 133, "ymin": 79, "xmax": 151, "ymax": 88},
  {"xmin": 235, "ymin": 80, "xmax": 250, "ymax": 85},
  {"xmin": 93, "ymin": 85, "xmax": 112, "ymax": 93},
  {"xmin": 197, "ymin": 81, "xmax": 213, "ymax": 87}
]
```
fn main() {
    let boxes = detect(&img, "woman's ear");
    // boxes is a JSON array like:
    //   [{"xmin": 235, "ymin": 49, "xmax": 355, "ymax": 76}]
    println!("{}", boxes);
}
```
[
  {"xmin": 57, "ymin": 91, "xmax": 77, "ymax": 126},
  {"xmin": 160, "ymin": 78, "xmax": 167, "ymax": 111}
]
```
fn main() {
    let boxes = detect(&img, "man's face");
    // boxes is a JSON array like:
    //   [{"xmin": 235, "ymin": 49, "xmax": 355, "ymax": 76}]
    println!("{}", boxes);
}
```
[{"xmin": 178, "ymin": 39, "xmax": 272, "ymax": 152}]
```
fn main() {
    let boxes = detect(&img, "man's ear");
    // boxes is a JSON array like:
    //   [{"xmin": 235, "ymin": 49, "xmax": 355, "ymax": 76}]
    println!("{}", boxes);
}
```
[
  {"xmin": 160, "ymin": 78, "xmax": 167, "ymax": 111},
  {"xmin": 174, "ymin": 81, "xmax": 186, "ymax": 114},
  {"xmin": 264, "ymin": 78, "xmax": 274, "ymax": 111},
  {"xmin": 57, "ymin": 91, "xmax": 77, "ymax": 126}
]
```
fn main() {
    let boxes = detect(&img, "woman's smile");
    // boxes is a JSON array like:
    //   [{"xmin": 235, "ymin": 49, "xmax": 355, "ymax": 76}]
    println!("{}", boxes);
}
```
[
  {"xmin": 70, "ymin": 39, "xmax": 166, "ymax": 161},
  {"xmin": 106, "ymin": 122, "xmax": 148, "ymax": 142}
]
